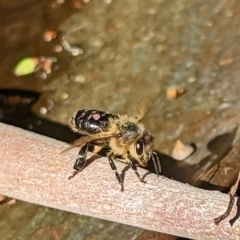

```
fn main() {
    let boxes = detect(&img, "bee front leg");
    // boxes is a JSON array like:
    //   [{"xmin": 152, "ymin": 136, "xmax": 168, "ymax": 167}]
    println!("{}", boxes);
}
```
[
  {"xmin": 129, "ymin": 158, "xmax": 146, "ymax": 183},
  {"xmin": 107, "ymin": 152, "xmax": 124, "ymax": 191},
  {"xmin": 68, "ymin": 143, "xmax": 89, "ymax": 180}
]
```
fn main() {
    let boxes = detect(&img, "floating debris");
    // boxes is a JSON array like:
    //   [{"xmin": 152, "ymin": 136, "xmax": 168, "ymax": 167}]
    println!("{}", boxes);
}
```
[
  {"xmin": 39, "ymin": 98, "xmax": 54, "ymax": 115},
  {"xmin": 187, "ymin": 76, "xmax": 196, "ymax": 83},
  {"xmin": 73, "ymin": 75, "xmax": 86, "ymax": 83},
  {"xmin": 61, "ymin": 36, "xmax": 83, "ymax": 56},
  {"xmin": 172, "ymin": 140, "xmax": 195, "ymax": 161},
  {"xmin": 39, "ymin": 107, "xmax": 47, "ymax": 114},
  {"xmin": 43, "ymin": 30, "xmax": 57, "ymax": 42},
  {"xmin": 60, "ymin": 92, "xmax": 69, "ymax": 100},
  {"xmin": 219, "ymin": 57, "xmax": 234, "ymax": 66},
  {"xmin": 38, "ymin": 72, "xmax": 48, "ymax": 80},
  {"xmin": 37, "ymin": 56, "xmax": 58, "ymax": 74},
  {"xmin": 167, "ymin": 86, "xmax": 185, "ymax": 99},
  {"xmin": 206, "ymin": 20, "xmax": 213, "ymax": 26},
  {"xmin": 54, "ymin": 45, "xmax": 63, "ymax": 52}
]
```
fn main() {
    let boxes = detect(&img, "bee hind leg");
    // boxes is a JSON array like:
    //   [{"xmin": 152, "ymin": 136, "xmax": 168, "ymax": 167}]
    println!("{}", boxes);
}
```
[
  {"xmin": 68, "ymin": 143, "xmax": 89, "ymax": 180},
  {"xmin": 108, "ymin": 152, "xmax": 124, "ymax": 191}
]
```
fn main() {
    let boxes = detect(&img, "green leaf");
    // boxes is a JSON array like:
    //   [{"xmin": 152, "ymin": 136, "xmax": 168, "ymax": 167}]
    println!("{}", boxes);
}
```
[{"xmin": 13, "ymin": 57, "xmax": 39, "ymax": 76}]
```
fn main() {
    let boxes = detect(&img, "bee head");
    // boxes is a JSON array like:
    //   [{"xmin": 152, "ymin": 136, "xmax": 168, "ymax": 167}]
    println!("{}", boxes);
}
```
[
  {"xmin": 130, "ymin": 132, "xmax": 154, "ymax": 167},
  {"xmin": 130, "ymin": 132, "xmax": 161, "ymax": 176}
]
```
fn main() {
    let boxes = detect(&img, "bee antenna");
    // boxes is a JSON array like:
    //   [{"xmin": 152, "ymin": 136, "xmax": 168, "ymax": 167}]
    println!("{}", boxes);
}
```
[{"xmin": 151, "ymin": 152, "xmax": 161, "ymax": 176}]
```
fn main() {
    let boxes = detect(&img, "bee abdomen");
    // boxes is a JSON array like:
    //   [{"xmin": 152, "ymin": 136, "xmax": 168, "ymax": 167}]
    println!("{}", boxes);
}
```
[{"xmin": 71, "ymin": 109, "xmax": 118, "ymax": 135}]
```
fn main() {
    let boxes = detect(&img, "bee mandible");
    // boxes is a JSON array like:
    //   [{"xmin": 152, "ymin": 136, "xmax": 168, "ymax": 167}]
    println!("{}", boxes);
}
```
[{"xmin": 67, "ymin": 109, "xmax": 161, "ymax": 191}]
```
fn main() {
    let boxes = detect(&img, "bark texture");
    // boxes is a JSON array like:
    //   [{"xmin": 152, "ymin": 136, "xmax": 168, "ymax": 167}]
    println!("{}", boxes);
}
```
[{"xmin": 0, "ymin": 123, "xmax": 239, "ymax": 239}]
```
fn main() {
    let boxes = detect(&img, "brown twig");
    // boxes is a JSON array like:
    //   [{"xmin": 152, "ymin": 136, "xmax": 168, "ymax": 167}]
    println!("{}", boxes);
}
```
[
  {"xmin": 0, "ymin": 123, "xmax": 240, "ymax": 239},
  {"xmin": 214, "ymin": 171, "xmax": 240, "ymax": 225}
]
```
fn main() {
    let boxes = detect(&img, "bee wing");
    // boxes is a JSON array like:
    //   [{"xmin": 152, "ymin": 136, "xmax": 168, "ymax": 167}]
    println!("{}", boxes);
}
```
[
  {"xmin": 133, "ymin": 100, "xmax": 153, "ymax": 121},
  {"xmin": 61, "ymin": 132, "xmax": 115, "ymax": 153}
]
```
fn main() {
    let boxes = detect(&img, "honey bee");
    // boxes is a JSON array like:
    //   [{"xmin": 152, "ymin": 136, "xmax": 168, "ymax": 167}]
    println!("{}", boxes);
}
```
[{"xmin": 67, "ymin": 109, "xmax": 161, "ymax": 191}]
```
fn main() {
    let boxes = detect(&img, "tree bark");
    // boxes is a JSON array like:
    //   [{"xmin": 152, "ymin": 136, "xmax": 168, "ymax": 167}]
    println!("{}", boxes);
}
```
[{"xmin": 0, "ymin": 123, "xmax": 239, "ymax": 239}]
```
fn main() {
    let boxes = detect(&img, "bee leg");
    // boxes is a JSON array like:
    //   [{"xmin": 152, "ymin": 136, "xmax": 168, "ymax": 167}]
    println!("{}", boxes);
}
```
[
  {"xmin": 92, "ymin": 144, "xmax": 103, "ymax": 154},
  {"xmin": 68, "ymin": 143, "xmax": 89, "ymax": 180},
  {"xmin": 108, "ymin": 153, "xmax": 124, "ymax": 191},
  {"xmin": 130, "ymin": 159, "xmax": 146, "ymax": 183}
]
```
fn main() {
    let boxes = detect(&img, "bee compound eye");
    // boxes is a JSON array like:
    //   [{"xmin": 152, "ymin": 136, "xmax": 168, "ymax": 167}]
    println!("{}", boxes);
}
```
[{"xmin": 135, "ymin": 139, "xmax": 144, "ymax": 156}]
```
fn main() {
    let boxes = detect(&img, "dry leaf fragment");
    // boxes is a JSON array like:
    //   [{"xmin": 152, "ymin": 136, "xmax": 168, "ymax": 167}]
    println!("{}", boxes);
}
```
[
  {"xmin": 43, "ymin": 30, "xmax": 57, "ymax": 42},
  {"xmin": 167, "ymin": 86, "xmax": 185, "ymax": 99},
  {"xmin": 219, "ymin": 58, "xmax": 234, "ymax": 66},
  {"xmin": 172, "ymin": 140, "xmax": 195, "ymax": 161}
]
